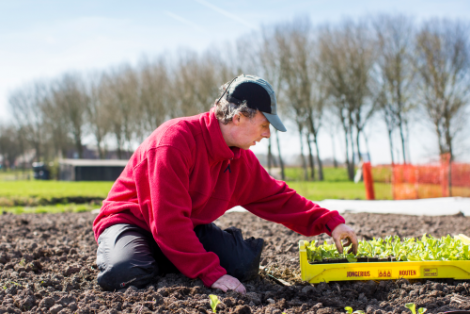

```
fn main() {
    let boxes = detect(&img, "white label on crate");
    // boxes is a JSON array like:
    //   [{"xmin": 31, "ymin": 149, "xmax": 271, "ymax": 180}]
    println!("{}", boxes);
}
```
[
  {"xmin": 423, "ymin": 268, "xmax": 438, "ymax": 276},
  {"xmin": 378, "ymin": 269, "xmax": 392, "ymax": 278}
]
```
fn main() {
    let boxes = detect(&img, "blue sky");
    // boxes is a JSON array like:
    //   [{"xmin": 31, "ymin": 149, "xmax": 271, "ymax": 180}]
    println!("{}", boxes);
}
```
[{"xmin": 1, "ymin": 0, "xmax": 469, "ymax": 163}]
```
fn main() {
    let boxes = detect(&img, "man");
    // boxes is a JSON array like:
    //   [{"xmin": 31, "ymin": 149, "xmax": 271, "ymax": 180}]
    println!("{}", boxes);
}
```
[{"xmin": 93, "ymin": 74, "xmax": 358, "ymax": 294}]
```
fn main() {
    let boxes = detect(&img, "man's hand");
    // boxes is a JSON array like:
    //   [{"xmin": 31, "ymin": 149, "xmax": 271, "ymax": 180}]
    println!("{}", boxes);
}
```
[
  {"xmin": 211, "ymin": 274, "xmax": 246, "ymax": 294},
  {"xmin": 331, "ymin": 223, "xmax": 358, "ymax": 255}
]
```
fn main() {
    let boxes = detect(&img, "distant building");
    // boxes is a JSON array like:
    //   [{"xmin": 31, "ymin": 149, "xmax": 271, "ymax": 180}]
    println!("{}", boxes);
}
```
[
  {"xmin": 59, "ymin": 159, "xmax": 128, "ymax": 181},
  {"xmin": 63, "ymin": 146, "xmax": 134, "ymax": 160}
]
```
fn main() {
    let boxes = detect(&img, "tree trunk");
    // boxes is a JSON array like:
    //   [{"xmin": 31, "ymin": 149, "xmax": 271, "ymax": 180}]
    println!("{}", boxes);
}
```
[
  {"xmin": 387, "ymin": 129, "xmax": 395, "ymax": 164},
  {"xmin": 398, "ymin": 118, "xmax": 407, "ymax": 164},
  {"xmin": 114, "ymin": 124, "xmax": 124, "ymax": 159},
  {"xmin": 96, "ymin": 133, "xmax": 104, "ymax": 159},
  {"xmin": 116, "ymin": 135, "xmax": 123, "ymax": 159},
  {"xmin": 330, "ymin": 132, "xmax": 338, "ymax": 168},
  {"xmin": 405, "ymin": 120, "xmax": 412, "ymax": 164},
  {"xmin": 34, "ymin": 141, "xmax": 41, "ymax": 162},
  {"xmin": 275, "ymin": 130, "xmax": 285, "ymax": 181},
  {"xmin": 343, "ymin": 128, "xmax": 353, "ymax": 181},
  {"xmin": 298, "ymin": 123, "xmax": 308, "ymax": 181},
  {"xmin": 348, "ymin": 124, "xmax": 356, "ymax": 179},
  {"xmin": 355, "ymin": 129, "xmax": 362, "ymax": 163},
  {"xmin": 74, "ymin": 133, "xmax": 83, "ymax": 159},
  {"xmin": 340, "ymin": 110, "xmax": 354, "ymax": 180},
  {"xmin": 305, "ymin": 132, "xmax": 315, "ymax": 180},
  {"xmin": 313, "ymin": 133, "xmax": 324, "ymax": 181}
]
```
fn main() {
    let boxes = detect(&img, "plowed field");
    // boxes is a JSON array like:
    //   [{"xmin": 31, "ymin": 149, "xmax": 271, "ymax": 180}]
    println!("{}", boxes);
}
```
[{"xmin": 1, "ymin": 211, "xmax": 470, "ymax": 314}]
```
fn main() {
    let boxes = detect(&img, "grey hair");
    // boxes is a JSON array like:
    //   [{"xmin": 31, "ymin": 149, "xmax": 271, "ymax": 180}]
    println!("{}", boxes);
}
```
[{"xmin": 214, "ymin": 82, "xmax": 258, "ymax": 124}]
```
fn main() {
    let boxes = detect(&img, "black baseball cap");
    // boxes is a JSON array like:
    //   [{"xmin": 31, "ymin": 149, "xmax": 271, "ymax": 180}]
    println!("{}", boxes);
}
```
[{"xmin": 220, "ymin": 74, "xmax": 287, "ymax": 132}]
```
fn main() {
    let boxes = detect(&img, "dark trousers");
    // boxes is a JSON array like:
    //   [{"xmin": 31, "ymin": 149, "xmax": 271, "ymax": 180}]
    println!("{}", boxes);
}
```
[{"xmin": 96, "ymin": 223, "xmax": 264, "ymax": 291}]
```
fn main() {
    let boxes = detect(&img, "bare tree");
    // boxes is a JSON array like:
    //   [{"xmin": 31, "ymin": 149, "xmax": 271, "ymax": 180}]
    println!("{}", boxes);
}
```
[
  {"xmin": 294, "ymin": 21, "xmax": 328, "ymax": 181},
  {"xmin": 0, "ymin": 124, "xmax": 24, "ymax": 169},
  {"xmin": 9, "ymin": 82, "xmax": 48, "ymax": 162},
  {"xmin": 275, "ymin": 24, "xmax": 309, "ymax": 180},
  {"xmin": 137, "ymin": 57, "xmax": 172, "ymax": 139},
  {"xmin": 50, "ymin": 73, "xmax": 89, "ymax": 158},
  {"xmin": 374, "ymin": 15, "xmax": 416, "ymax": 164},
  {"xmin": 256, "ymin": 27, "xmax": 287, "ymax": 180},
  {"xmin": 324, "ymin": 114, "xmax": 341, "ymax": 168},
  {"xmin": 86, "ymin": 73, "xmax": 111, "ymax": 159},
  {"xmin": 173, "ymin": 51, "xmax": 225, "ymax": 117},
  {"xmin": 275, "ymin": 18, "xmax": 327, "ymax": 180},
  {"xmin": 41, "ymin": 89, "xmax": 71, "ymax": 159},
  {"xmin": 318, "ymin": 20, "xmax": 376, "ymax": 180},
  {"xmin": 415, "ymin": 19, "xmax": 470, "ymax": 161},
  {"xmin": 103, "ymin": 65, "xmax": 140, "ymax": 159},
  {"xmin": 376, "ymin": 86, "xmax": 397, "ymax": 164}
]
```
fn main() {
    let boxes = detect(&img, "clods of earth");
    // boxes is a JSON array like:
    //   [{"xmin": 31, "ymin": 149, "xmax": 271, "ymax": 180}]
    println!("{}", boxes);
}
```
[{"xmin": 1, "ymin": 211, "xmax": 470, "ymax": 313}]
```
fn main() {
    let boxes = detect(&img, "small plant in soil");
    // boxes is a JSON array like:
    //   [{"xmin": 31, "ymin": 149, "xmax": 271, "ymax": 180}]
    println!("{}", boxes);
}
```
[
  {"xmin": 209, "ymin": 294, "xmax": 220, "ymax": 313},
  {"xmin": 306, "ymin": 234, "xmax": 470, "ymax": 263},
  {"xmin": 306, "ymin": 240, "xmax": 356, "ymax": 263},
  {"xmin": 345, "ymin": 306, "xmax": 365, "ymax": 313},
  {"xmin": 405, "ymin": 302, "xmax": 427, "ymax": 314}
]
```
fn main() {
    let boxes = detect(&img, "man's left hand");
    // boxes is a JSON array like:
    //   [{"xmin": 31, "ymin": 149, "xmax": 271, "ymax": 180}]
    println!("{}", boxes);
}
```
[{"xmin": 331, "ymin": 223, "xmax": 358, "ymax": 255}]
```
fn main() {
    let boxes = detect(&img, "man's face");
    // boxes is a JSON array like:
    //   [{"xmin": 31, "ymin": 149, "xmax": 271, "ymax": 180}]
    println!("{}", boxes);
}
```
[{"xmin": 232, "ymin": 111, "xmax": 271, "ymax": 150}]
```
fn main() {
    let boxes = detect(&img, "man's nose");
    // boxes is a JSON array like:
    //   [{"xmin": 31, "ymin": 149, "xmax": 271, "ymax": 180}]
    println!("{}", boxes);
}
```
[{"xmin": 263, "ymin": 128, "xmax": 271, "ymax": 139}]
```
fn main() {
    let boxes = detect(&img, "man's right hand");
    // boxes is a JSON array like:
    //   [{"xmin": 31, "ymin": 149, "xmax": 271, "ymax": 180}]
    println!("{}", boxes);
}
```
[{"xmin": 211, "ymin": 274, "xmax": 246, "ymax": 294}]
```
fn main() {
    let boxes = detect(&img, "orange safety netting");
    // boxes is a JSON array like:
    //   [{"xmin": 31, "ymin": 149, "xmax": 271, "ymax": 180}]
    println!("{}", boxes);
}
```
[{"xmin": 372, "ymin": 154, "xmax": 470, "ymax": 200}]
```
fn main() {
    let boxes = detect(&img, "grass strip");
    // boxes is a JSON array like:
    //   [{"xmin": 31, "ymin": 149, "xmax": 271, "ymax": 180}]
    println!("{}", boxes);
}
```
[
  {"xmin": 287, "ymin": 181, "xmax": 392, "ymax": 200},
  {"xmin": 0, "ymin": 181, "xmax": 113, "ymax": 199},
  {"xmin": 1, "ymin": 203, "xmax": 97, "ymax": 214}
]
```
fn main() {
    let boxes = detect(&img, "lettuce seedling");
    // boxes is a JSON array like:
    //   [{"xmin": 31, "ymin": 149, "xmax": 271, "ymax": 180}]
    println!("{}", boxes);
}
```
[
  {"xmin": 345, "ymin": 306, "xmax": 365, "ymax": 314},
  {"xmin": 405, "ymin": 303, "xmax": 427, "ymax": 314},
  {"xmin": 306, "ymin": 234, "xmax": 470, "ymax": 264},
  {"xmin": 209, "ymin": 294, "xmax": 220, "ymax": 313},
  {"xmin": 405, "ymin": 302, "xmax": 416, "ymax": 314}
]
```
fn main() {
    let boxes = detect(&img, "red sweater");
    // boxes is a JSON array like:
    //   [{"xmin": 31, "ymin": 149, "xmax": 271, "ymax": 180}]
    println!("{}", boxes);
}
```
[{"xmin": 93, "ymin": 110, "xmax": 345, "ymax": 287}]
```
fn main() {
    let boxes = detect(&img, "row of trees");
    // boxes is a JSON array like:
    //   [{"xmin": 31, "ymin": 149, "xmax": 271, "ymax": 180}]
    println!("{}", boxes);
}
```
[{"xmin": 1, "ymin": 15, "xmax": 469, "ymax": 181}]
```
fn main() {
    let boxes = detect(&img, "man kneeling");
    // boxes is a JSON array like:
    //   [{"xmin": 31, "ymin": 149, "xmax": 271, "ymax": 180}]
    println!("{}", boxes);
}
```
[{"xmin": 92, "ymin": 75, "xmax": 357, "ymax": 294}]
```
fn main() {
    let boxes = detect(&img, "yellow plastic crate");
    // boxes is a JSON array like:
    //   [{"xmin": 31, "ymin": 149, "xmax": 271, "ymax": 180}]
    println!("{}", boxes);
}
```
[{"xmin": 299, "ymin": 234, "xmax": 470, "ymax": 283}]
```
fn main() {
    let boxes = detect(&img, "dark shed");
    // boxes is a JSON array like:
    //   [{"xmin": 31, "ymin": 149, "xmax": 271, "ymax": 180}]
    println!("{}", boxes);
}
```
[{"xmin": 59, "ymin": 159, "xmax": 128, "ymax": 181}]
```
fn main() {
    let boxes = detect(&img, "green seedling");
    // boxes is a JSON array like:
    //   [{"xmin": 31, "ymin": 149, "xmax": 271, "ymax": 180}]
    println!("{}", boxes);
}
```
[
  {"xmin": 345, "ymin": 306, "xmax": 365, "ymax": 314},
  {"xmin": 405, "ymin": 303, "xmax": 416, "ymax": 314},
  {"xmin": 405, "ymin": 303, "xmax": 427, "ymax": 314},
  {"xmin": 307, "ymin": 234, "xmax": 470, "ymax": 263},
  {"xmin": 209, "ymin": 294, "xmax": 220, "ymax": 313}
]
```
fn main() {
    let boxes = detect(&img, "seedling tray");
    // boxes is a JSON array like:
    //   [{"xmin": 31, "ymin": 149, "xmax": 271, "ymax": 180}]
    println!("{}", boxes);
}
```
[{"xmin": 299, "ymin": 234, "xmax": 470, "ymax": 283}]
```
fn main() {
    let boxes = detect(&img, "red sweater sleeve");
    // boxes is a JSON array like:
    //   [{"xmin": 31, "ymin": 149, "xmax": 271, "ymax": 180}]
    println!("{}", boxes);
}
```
[
  {"xmin": 134, "ymin": 146, "xmax": 226, "ymax": 287},
  {"xmin": 240, "ymin": 155, "xmax": 345, "ymax": 236}
]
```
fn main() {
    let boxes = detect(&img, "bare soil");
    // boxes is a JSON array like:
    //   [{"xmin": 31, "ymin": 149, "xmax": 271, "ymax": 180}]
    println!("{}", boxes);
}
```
[{"xmin": 1, "ymin": 211, "xmax": 470, "ymax": 314}]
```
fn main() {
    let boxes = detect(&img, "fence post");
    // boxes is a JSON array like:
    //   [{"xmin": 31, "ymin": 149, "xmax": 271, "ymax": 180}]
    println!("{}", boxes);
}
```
[{"xmin": 363, "ymin": 162, "xmax": 375, "ymax": 200}]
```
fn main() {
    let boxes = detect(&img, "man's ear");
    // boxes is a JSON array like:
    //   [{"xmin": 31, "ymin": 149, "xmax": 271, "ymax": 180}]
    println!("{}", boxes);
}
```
[{"xmin": 232, "ymin": 113, "xmax": 241, "ymax": 126}]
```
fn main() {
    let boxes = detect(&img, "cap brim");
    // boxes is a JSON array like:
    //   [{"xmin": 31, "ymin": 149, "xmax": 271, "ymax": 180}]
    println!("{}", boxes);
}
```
[{"xmin": 262, "ymin": 112, "xmax": 287, "ymax": 132}]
